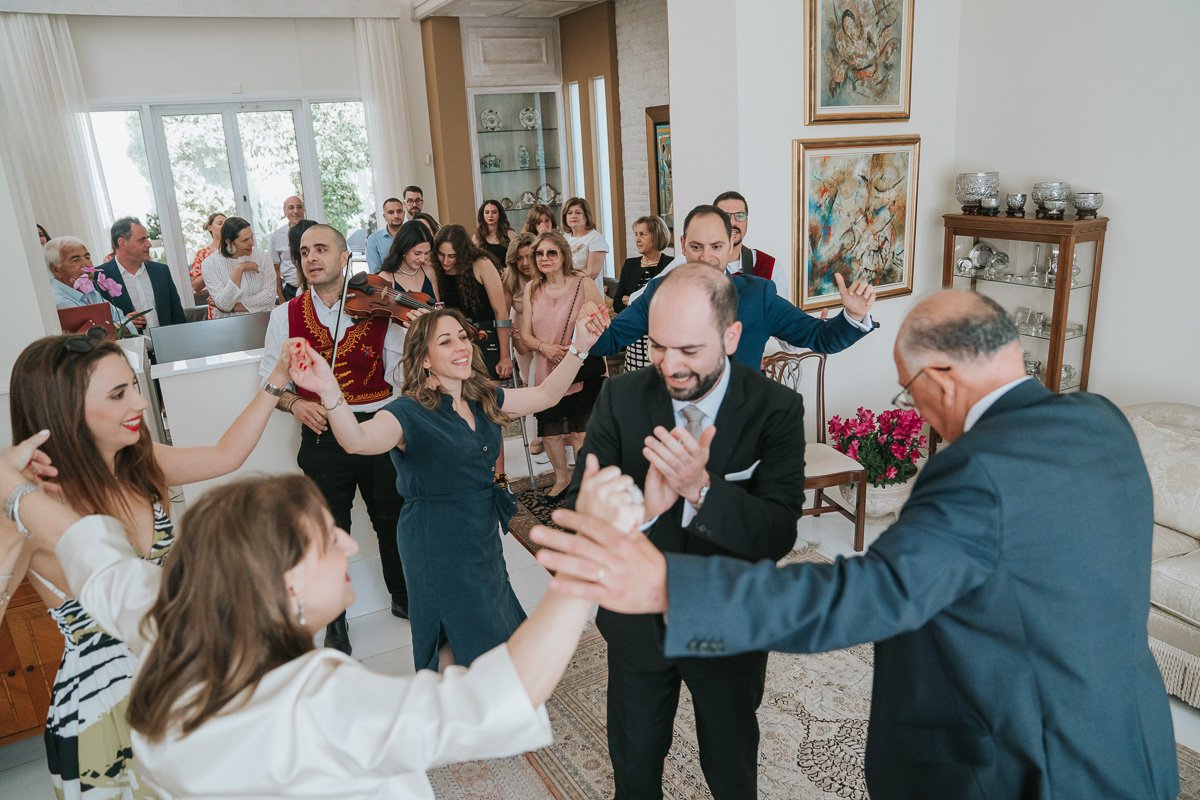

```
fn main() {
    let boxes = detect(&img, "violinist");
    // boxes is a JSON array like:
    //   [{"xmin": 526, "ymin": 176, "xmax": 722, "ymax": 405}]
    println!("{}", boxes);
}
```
[
  {"xmin": 259, "ymin": 223, "xmax": 409, "ymax": 655},
  {"xmin": 378, "ymin": 220, "xmax": 439, "ymax": 301}
]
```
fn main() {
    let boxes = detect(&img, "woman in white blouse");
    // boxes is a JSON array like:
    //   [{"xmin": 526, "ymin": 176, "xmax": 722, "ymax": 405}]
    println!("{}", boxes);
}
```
[
  {"xmin": 2, "ymin": 426, "xmax": 641, "ymax": 799},
  {"xmin": 562, "ymin": 196, "xmax": 610, "ymax": 293},
  {"xmin": 201, "ymin": 216, "xmax": 278, "ymax": 317}
]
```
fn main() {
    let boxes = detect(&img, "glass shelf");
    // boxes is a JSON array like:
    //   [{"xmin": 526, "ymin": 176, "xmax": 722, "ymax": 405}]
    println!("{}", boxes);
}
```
[
  {"xmin": 952, "ymin": 273, "xmax": 1091, "ymax": 290},
  {"xmin": 480, "ymin": 166, "xmax": 562, "ymax": 176},
  {"xmin": 476, "ymin": 127, "xmax": 559, "ymax": 135},
  {"xmin": 1019, "ymin": 327, "xmax": 1086, "ymax": 342}
]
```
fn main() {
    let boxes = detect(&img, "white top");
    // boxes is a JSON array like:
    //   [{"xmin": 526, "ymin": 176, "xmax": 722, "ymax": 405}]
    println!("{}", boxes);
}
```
[
  {"xmin": 55, "ymin": 515, "xmax": 552, "ymax": 800},
  {"xmin": 201, "ymin": 248, "xmax": 278, "ymax": 317},
  {"xmin": 260, "ymin": 289, "xmax": 407, "ymax": 413},
  {"xmin": 566, "ymin": 229, "xmax": 610, "ymax": 292},
  {"xmin": 270, "ymin": 224, "xmax": 299, "ymax": 287},
  {"xmin": 114, "ymin": 257, "xmax": 160, "ymax": 328}
]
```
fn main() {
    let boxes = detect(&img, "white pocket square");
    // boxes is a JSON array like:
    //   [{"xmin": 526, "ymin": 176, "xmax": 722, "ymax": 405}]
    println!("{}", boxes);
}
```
[{"xmin": 724, "ymin": 460, "xmax": 761, "ymax": 482}]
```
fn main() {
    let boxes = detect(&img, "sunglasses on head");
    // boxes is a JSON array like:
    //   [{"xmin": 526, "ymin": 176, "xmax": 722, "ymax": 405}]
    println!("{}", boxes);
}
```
[{"xmin": 62, "ymin": 326, "xmax": 110, "ymax": 354}]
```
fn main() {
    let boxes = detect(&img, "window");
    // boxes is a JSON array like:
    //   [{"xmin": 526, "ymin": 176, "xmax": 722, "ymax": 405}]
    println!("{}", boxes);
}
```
[
  {"xmin": 90, "ymin": 109, "xmax": 162, "ymax": 259},
  {"xmin": 312, "ymin": 101, "xmax": 375, "ymax": 240}
]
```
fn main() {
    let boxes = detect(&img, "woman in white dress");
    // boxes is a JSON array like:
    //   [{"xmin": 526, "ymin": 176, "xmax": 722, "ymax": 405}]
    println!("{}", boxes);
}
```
[
  {"xmin": 561, "ymin": 197, "xmax": 610, "ymax": 293},
  {"xmin": 2, "ymin": 425, "xmax": 641, "ymax": 799},
  {"xmin": 201, "ymin": 216, "xmax": 278, "ymax": 317}
]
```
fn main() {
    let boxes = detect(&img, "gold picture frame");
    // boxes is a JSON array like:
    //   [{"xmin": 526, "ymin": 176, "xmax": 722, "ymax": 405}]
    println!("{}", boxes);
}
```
[
  {"xmin": 793, "ymin": 135, "xmax": 920, "ymax": 312},
  {"xmin": 805, "ymin": 0, "xmax": 915, "ymax": 124}
]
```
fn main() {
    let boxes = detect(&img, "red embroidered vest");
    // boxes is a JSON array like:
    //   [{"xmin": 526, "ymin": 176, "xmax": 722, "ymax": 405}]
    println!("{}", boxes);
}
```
[{"xmin": 287, "ymin": 292, "xmax": 392, "ymax": 405}]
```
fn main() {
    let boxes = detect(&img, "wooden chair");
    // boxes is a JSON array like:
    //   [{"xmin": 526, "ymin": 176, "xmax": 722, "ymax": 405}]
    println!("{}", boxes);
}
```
[{"xmin": 762, "ymin": 351, "xmax": 868, "ymax": 551}]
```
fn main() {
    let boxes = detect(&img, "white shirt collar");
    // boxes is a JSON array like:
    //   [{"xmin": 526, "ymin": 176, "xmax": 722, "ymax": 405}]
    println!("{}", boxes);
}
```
[
  {"xmin": 670, "ymin": 356, "xmax": 733, "ymax": 428},
  {"xmin": 114, "ymin": 256, "xmax": 146, "ymax": 277},
  {"xmin": 963, "ymin": 376, "xmax": 1031, "ymax": 433}
]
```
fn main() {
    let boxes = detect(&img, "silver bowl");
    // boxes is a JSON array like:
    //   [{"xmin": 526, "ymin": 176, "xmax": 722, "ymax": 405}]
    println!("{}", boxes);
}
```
[
  {"xmin": 955, "ymin": 172, "xmax": 1000, "ymax": 211},
  {"xmin": 1039, "ymin": 199, "xmax": 1069, "ymax": 219},
  {"xmin": 1033, "ymin": 181, "xmax": 1072, "ymax": 204},
  {"xmin": 1006, "ymin": 192, "xmax": 1027, "ymax": 209},
  {"xmin": 1072, "ymin": 192, "xmax": 1104, "ymax": 218}
]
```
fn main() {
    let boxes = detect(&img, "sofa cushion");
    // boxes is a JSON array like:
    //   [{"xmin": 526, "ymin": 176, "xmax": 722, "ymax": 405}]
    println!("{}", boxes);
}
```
[
  {"xmin": 1151, "ymin": 551, "xmax": 1200, "ymax": 628},
  {"xmin": 1131, "ymin": 416, "xmax": 1200, "ymax": 538},
  {"xmin": 1153, "ymin": 524, "xmax": 1200, "ymax": 562}
]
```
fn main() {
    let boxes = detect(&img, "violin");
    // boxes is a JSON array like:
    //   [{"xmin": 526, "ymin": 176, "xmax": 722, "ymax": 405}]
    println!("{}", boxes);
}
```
[{"xmin": 342, "ymin": 272, "xmax": 484, "ymax": 340}]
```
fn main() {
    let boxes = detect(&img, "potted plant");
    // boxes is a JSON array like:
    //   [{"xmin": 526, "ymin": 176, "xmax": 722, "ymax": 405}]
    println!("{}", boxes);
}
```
[{"xmin": 828, "ymin": 407, "xmax": 927, "ymax": 518}]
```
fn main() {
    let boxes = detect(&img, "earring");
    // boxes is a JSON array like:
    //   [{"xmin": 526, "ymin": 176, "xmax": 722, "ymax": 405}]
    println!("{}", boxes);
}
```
[{"xmin": 296, "ymin": 597, "xmax": 306, "ymax": 627}]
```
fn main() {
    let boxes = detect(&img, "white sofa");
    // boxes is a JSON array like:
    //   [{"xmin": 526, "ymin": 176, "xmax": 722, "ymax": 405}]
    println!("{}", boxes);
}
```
[{"xmin": 1126, "ymin": 403, "xmax": 1200, "ymax": 706}]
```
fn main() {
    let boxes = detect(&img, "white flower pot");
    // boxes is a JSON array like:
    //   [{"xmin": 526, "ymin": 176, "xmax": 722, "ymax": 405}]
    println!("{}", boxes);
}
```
[{"xmin": 840, "ymin": 477, "xmax": 915, "ymax": 521}]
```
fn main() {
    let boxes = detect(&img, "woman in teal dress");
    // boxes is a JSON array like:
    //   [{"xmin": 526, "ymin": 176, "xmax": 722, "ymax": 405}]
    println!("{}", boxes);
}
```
[{"xmin": 290, "ymin": 306, "xmax": 603, "ymax": 670}]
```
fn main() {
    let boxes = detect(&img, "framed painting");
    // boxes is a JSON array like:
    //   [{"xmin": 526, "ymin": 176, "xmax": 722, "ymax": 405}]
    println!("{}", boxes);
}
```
[
  {"xmin": 793, "ymin": 135, "xmax": 920, "ymax": 312},
  {"xmin": 645, "ymin": 105, "xmax": 673, "ymax": 233},
  {"xmin": 805, "ymin": 0, "xmax": 914, "ymax": 124}
]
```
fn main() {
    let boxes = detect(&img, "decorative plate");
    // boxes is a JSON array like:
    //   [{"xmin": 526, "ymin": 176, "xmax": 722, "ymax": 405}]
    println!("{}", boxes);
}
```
[
  {"xmin": 500, "ymin": 197, "xmax": 514, "ymax": 209},
  {"xmin": 480, "ymin": 108, "xmax": 503, "ymax": 131},
  {"xmin": 521, "ymin": 191, "xmax": 537, "ymax": 207},
  {"xmin": 536, "ymin": 183, "xmax": 556, "ymax": 205},
  {"xmin": 553, "ymin": 192, "xmax": 563, "ymax": 205},
  {"xmin": 518, "ymin": 106, "xmax": 540, "ymax": 130}
]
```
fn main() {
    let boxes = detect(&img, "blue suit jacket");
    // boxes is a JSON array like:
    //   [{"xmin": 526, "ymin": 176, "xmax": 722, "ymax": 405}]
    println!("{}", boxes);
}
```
[
  {"xmin": 662, "ymin": 381, "xmax": 1179, "ymax": 799},
  {"xmin": 98, "ymin": 260, "xmax": 188, "ymax": 326},
  {"xmin": 590, "ymin": 271, "xmax": 873, "ymax": 368}
]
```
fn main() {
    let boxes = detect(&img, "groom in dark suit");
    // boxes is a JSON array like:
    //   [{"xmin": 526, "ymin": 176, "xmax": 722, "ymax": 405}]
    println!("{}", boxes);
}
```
[
  {"xmin": 565, "ymin": 263, "xmax": 807, "ymax": 798},
  {"xmin": 541, "ymin": 290, "xmax": 1179, "ymax": 799},
  {"xmin": 98, "ymin": 216, "xmax": 188, "ymax": 328}
]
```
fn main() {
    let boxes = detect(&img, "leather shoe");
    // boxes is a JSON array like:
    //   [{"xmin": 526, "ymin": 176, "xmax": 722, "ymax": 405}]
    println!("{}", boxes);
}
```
[
  {"xmin": 324, "ymin": 614, "xmax": 352, "ymax": 655},
  {"xmin": 391, "ymin": 598, "xmax": 409, "ymax": 620}
]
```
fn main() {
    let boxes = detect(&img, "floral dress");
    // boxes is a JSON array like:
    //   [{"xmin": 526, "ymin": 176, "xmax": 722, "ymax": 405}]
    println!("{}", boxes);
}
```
[{"xmin": 37, "ymin": 503, "xmax": 174, "ymax": 799}]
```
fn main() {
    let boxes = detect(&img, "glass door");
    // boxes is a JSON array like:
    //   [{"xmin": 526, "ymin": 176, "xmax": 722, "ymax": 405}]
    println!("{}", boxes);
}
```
[
  {"xmin": 159, "ymin": 112, "xmax": 238, "ymax": 263},
  {"xmin": 235, "ymin": 109, "xmax": 303, "ymax": 245}
]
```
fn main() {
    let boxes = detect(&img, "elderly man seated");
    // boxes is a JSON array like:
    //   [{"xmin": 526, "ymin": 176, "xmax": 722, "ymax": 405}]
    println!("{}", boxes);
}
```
[{"xmin": 45, "ymin": 236, "xmax": 127, "ymax": 330}]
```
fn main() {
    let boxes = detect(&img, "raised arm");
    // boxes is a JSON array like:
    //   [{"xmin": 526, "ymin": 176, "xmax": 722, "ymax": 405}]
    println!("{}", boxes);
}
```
[
  {"xmin": 475, "ymin": 258, "xmax": 513, "ymax": 380},
  {"xmin": 586, "ymin": 279, "xmax": 653, "ymax": 356},
  {"xmin": 290, "ymin": 340, "xmax": 406, "ymax": 455},
  {"xmin": 153, "ymin": 338, "xmax": 296, "ymax": 485},
  {"xmin": 764, "ymin": 274, "xmax": 874, "ymax": 354}
]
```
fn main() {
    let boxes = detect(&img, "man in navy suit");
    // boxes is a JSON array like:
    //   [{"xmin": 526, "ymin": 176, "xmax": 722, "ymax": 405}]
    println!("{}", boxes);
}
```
[
  {"xmin": 537, "ymin": 290, "xmax": 1179, "ymax": 799},
  {"xmin": 98, "ymin": 216, "xmax": 188, "ymax": 327}
]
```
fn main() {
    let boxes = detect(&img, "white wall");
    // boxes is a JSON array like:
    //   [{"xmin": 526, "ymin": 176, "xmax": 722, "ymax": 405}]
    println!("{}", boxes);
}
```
[
  {"xmin": 614, "ymin": 0, "xmax": 669, "ymax": 255},
  {"xmin": 667, "ymin": 0, "xmax": 963, "ymax": 424},
  {"xmin": 953, "ymin": 0, "xmax": 1200, "ymax": 407}
]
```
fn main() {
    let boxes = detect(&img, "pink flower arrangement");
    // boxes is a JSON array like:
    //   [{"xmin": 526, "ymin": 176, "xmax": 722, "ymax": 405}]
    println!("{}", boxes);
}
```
[
  {"xmin": 828, "ymin": 407, "xmax": 927, "ymax": 487},
  {"xmin": 73, "ymin": 265, "xmax": 123, "ymax": 297}
]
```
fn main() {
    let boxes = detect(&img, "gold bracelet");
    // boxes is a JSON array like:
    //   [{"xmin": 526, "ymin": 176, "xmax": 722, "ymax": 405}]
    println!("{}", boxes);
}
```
[{"xmin": 323, "ymin": 395, "xmax": 345, "ymax": 411}]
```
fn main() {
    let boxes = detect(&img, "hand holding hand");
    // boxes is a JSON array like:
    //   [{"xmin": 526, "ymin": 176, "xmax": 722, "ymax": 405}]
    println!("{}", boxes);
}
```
[
  {"xmin": 834, "ymin": 272, "xmax": 875, "ymax": 322},
  {"xmin": 532, "ymin": 507, "xmax": 668, "ymax": 614},
  {"xmin": 642, "ymin": 425, "xmax": 716, "ymax": 506},
  {"xmin": 291, "ymin": 400, "xmax": 328, "ymax": 434},
  {"xmin": 574, "ymin": 304, "xmax": 608, "ymax": 351},
  {"xmin": 573, "ymin": 454, "xmax": 645, "ymax": 534},
  {"xmin": 287, "ymin": 339, "xmax": 335, "ymax": 399}
]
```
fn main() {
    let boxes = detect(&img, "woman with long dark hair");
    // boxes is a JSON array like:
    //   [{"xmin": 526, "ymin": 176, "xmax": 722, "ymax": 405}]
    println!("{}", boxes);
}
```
[
  {"xmin": 472, "ymin": 199, "xmax": 515, "ymax": 266},
  {"xmin": 432, "ymin": 224, "xmax": 512, "ymax": 383},
  {"xmin": 1, "ymin": 432, "xmax": 640, "ymax": 797},
  {"xmin": 6, "ymin": 332, "xmax": 294, "ymax": 798},
  {"xmin": 289, "ymin": 305, "xmax": 605, "ymax": 672},
  {"xmin": 379, "ymin": 220, "xmax": 439, "ymax": 301}
]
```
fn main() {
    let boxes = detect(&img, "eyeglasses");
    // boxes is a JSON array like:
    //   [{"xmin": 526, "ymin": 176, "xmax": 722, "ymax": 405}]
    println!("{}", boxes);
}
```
[
  {"xmin": 61, "ymin": 326, "xmax": 109, "ymax": 354},
  {"xmin": 534, "ymin": 250, "xmax": 560, "ymax": 259},
  {"xmin": 891, "ymin": 366, "xmax": 949, "ymax": 408},
  {"xmin": 726, "ymin": 211, "xmax": 748, "ymax": 222}
]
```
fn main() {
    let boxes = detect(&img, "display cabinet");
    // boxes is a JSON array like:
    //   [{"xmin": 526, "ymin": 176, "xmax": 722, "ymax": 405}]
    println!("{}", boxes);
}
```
[
  {"xmin": 467, "ymin": 87, "xmax": 569, "ymax": 222},
  {"xmin": 942, "ymin": 213, "xmax": 1108, "ymax": 393}
]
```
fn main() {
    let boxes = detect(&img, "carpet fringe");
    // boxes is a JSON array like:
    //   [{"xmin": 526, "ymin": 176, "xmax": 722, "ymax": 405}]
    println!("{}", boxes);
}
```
[{"xmin": 1150, "ymin": 637, "xmax": 1200, "ymax": 708}]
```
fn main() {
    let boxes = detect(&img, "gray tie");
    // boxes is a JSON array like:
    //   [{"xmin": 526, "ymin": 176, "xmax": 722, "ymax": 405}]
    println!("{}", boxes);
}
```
[{"xmin": 681, "ymin": 404, "xmax": 706, "ymax": 441}]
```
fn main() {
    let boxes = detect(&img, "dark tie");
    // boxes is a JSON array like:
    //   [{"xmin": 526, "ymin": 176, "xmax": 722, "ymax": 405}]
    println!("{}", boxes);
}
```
[{"xmin": 681, "ymin": 404, "xmax": 706, "ymax": 442}]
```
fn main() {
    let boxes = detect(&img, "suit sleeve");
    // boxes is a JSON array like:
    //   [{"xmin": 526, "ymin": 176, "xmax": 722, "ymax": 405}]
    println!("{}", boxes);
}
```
[
  {"xmin": 564, "ymin": 378, "xmax": 622, "ymax": 509},
  {"xmin": 685, "ymin": 391, "xmax": 807, "ymax": 561},
  {"xmin": 590, "ymin": 283, "xmax": 652, "ymax": 356},
  {"xmin": 763, "ymin": 280, "xmax": 870, "ymax": 354},
  {"xmin": 661, "ymin": 444, "xmax": 1001, "ymax": 658}
]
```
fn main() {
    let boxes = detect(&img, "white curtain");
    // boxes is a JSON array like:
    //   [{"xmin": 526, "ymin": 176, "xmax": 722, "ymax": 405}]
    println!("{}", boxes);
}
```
[
  {"xmin": 354, "ymin": 18, "xmax": 418, "ymax": 221},
  {"xmin": 0, "ymin": 13, "xmax": 108, "ymax": 258}
]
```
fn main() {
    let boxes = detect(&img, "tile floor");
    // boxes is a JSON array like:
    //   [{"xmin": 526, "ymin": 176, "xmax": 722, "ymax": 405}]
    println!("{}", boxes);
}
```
[{"xmin": 2, "ymin": 434, "xmax": 1198, "ymax": 797}]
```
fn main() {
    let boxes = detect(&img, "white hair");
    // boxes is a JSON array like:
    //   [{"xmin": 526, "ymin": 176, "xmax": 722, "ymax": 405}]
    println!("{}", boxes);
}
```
[{"xmin": 44, "ymin": 236, "xmax": 87, "ymax": 272}]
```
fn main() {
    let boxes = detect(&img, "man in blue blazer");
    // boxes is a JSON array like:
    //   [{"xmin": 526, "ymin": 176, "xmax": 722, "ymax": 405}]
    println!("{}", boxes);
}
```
[
  {"xmin": 581, "ymin": 205, "xmax": 877, "ymax": 369},
  {"xmin": 98, "ymin": 216, "xmax": 188, "ymax": 327},
  {"xmin": 537, "ymin": 290, "xmax": 1179, "ymax": 799}
]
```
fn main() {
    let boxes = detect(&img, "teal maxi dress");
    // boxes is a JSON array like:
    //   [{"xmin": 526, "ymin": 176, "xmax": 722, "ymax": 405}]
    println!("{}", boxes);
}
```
[{"xmin": 381, "ymin": 388, "xmax": 525, "ymax": 670}]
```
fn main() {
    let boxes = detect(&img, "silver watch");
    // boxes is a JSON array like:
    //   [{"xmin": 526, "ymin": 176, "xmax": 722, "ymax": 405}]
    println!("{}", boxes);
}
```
[{"xmin": 262, "ymin": 381, "xmax": 286, "ymax": 397}]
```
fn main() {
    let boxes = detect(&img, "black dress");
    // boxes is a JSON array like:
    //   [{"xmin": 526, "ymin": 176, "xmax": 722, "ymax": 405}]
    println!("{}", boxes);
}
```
[
  {"xmin": 615, "ymin": 253, "xmax": 672, "ymax": 370},
  {"xmin": 439, "ymin": 263, "xmax": 503, "ymax": 380}
]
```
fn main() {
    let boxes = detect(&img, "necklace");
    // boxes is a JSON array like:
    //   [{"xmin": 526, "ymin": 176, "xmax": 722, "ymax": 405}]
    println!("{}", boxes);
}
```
[{"xmin": 397, "ymin": 263, "xmax": 421, "ymax": 277}]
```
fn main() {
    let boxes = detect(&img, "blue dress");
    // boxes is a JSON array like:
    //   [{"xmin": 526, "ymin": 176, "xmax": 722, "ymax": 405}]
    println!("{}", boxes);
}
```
[{"xmin": 382, "ymin": 388, "xmax": 525, "ymax": 671}]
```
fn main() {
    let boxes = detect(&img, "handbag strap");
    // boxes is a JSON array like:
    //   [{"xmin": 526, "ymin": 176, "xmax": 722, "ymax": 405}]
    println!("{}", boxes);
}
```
[{"xmin": 557, "ymin": 277, "xmax": 585, "ymax": 346}]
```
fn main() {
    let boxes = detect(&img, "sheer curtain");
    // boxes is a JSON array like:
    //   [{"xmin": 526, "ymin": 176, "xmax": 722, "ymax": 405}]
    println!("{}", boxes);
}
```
[
  {"xmin": 354, "ymin": 18, "xmax": 418, "ymax": 221},
  {"xmin": 0, "ymin": 13, "xmax": 108, "ymax": 257}
]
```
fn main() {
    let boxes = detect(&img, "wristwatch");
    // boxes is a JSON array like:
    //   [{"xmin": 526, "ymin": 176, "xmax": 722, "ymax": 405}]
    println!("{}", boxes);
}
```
[
  {"xmin": 567, "ymin": 344, "xmax": 589, "ymax": 361},
  {"xmin": 262, "ymin": 381, "xmax": 286, "ymax": 397}
]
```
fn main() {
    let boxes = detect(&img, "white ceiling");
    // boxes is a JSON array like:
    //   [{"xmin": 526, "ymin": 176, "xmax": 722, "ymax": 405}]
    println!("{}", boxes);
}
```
[{"xmin": 412, "ymin": 0, "xmax": 602, "ymax": 20}]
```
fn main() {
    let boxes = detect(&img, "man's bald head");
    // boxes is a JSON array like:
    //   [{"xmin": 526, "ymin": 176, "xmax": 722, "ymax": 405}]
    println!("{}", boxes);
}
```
[
  {"xmin": 897, "ymin": 290, "xmax": 1019, "ymax": 368},
  {"xmin": 302, "ymin": 223, "xmax": 348, "ymax": 253},
  {"xmin": 653, "ymin": 262, "xmax": 738, "ymax": 332}
]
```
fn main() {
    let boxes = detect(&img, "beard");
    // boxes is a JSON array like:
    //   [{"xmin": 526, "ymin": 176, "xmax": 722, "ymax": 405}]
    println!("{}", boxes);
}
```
[{"xmin": 658, "ymin": 356, "xmax": 726, "ymax": 401}]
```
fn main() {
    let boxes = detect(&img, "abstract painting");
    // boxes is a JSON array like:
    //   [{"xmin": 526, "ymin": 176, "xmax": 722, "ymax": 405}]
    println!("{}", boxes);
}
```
[
  {"xmin": 793, "ymin": 135, "xmax": 919, "ymax": 311},
  {"xmin": 654, "ymin": 121, "xmax": 673, "ymax": 230},
  {"xmin": 806, "ymin": 0, "xmax": 914, "ymax": 123}
]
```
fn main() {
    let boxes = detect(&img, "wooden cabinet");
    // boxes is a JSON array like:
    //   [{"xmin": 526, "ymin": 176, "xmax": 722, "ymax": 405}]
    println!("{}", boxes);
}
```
[
  {"xmin": 0, "ymin": 578, "xmax": 63, "ymax": 745},
  {"xmin": 942, "ymin": 214, "xmax": 1108, "ymax": 392}
]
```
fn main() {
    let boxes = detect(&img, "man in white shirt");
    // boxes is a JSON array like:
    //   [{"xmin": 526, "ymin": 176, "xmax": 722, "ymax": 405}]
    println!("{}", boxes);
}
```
[
  {"xmin": 260, "ymin": 224, "xmax": 409, "ymax": 654},
  {"xmin": 270, "ymin": 195, "xmax": 306, "ymax": 301},
  {"xmin": 97, "ymin": 217, "xmax": 188, "ymax": 327},
  {"xmin": 366, "ymin": 197, "xmax": 405, "ymax": 274}
]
